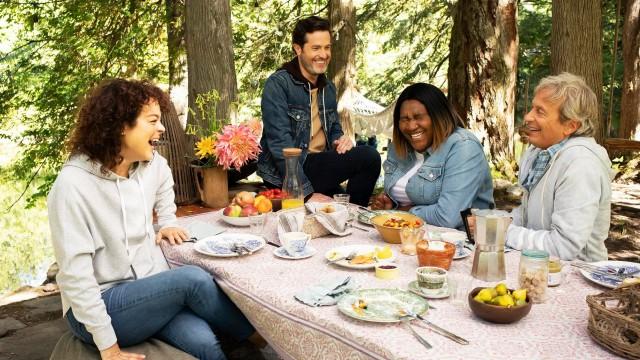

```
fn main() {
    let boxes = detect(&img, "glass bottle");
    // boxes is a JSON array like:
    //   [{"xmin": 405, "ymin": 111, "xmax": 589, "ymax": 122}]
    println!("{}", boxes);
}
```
[
  {"xmin": 518, "ymin": 249, "xmax": 549, "ymax": 303},
  {"xmin": 281, "ymin": 148, "xmax": 304, "ymax": 210}
]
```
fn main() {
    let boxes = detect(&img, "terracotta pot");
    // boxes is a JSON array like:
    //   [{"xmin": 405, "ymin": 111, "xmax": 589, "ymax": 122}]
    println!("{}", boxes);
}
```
[{"xmin": 193, "ymin": 165, "xmax": 228, "ymax": 208}]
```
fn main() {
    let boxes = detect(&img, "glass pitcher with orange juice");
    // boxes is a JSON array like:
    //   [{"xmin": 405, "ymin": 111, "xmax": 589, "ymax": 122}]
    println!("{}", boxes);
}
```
[{"xmin": 281, "ymin": 148, "xmax": 304, "ymax": 210}]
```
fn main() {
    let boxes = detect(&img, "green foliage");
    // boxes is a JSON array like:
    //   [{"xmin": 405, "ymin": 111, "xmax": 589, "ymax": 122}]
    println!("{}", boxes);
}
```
[
  {"xmin": 357, "ymin": 0, "xmax": 452, "ymax": 105},
  {"xmin": 516, "ymin": 1, "xmax": 552, "ymax": 124},
  {"xmin": 231, "ymin": 0, "xmax": 326, "ymax": 113},
  {"xmin": 0, "ymin": 0, "xmax": 169, "ymax": 207},
  {"xmin": 0, "ymin": 178, "xmax": 51, "ymax": 293}
]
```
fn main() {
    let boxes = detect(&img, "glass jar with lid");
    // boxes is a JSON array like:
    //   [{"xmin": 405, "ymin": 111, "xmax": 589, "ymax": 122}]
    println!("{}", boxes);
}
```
[{"xmin": 518, "ymin": 249, "xmax": 549, "ymax": 303}]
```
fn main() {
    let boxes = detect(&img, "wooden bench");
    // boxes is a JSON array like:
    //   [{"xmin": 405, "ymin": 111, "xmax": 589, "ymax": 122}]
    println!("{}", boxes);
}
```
[{"xmin": 604, "ymin": 138, "xmax": 640, "ymax": 153}]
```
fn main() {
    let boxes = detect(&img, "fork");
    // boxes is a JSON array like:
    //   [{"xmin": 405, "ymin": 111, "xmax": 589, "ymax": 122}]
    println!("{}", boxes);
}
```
[
  {"xmin": 399, "ymin": 315, "xmax": 432, "ymax": 350},
  {"xmin": 328, "ymin": 251, "xmax": 357, "ymax": 264}
]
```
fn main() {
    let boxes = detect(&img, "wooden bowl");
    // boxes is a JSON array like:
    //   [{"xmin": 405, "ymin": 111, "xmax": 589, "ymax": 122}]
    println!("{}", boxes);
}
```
[
  {"xmin": 468, "ymin": 287, "xmax": 532, "ymax": 324},
  {"xmin": 370, "ymin": 212, "xmax": 424, "ymax": 244}
]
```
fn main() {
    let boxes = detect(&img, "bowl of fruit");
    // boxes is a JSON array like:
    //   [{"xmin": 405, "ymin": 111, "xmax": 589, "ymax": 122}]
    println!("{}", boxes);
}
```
[
  {"xmin": 370, "ymin": 212, "xmax": 423, "ymax": 244},
  {"xmin": 221, "ymin": 191, "xmax": 273, "ymax": 226},
  {"xmin": 468, "ymin": 283, "xmax": 531, "ymax": 324},
  {"xmin": 258, "ymin": 189, "xmax": 285, "ymax": 212}
]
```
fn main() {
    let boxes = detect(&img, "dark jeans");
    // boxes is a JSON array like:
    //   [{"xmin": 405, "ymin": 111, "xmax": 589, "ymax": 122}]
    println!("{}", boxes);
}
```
[{"xmin": 303, "ymin": 146, "xmax": 380, "ymax": 206}]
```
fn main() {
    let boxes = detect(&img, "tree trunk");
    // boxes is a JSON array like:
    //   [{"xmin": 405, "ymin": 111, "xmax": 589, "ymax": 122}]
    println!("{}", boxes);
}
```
[
  {"xmin": 551, "ymin": 0, "xmax": 604, "ymax": 143},
  {"xmin": 620, "ymin": 0, "xmax": 640, "ymax": 140},
  {"xmin": 165, "ymin": 0, "xmax": 186, "ymax": 89},
  {"xmin": 328, "ymin": 0, "xmax": 357, "ymax": 139},
  {"xmin": 185, "ymin": 0, "xmax": 237, "ymax": 131},
  {"xmin": 447, "ymin": 0, "xmax": 518, "ymax": 176}
]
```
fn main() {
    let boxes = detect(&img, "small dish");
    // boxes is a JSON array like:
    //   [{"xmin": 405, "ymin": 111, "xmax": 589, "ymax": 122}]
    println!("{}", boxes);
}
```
[
  {"xmin": 453, "ymin": 245, "xmax": 474, "ymax": 260},
  {"xmin": 337, "ymin": 288, "xmax": 428, "ymax": 323},
  {"xmin": 375, "ymin": 263, "xmax": 399, "ymax": 280},
  {"xmin": 273, "ymin": 246, "xmax": 316, "ymax": 260},
  {"xmin": 408, "ymin": 280, "xmax": 450, "ymax": 299}
]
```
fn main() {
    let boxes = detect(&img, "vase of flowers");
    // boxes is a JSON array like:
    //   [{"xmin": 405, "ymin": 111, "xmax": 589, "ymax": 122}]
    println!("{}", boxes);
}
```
[{"xmin": 187, "ymin": 90, "xmax": 261, "ymax": 208}]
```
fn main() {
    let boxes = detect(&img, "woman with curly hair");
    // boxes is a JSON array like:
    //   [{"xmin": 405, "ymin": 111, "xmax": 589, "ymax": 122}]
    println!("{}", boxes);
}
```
[{"xmin": 48, "ymin": 79, "xmax": 263, "ymax": 360}]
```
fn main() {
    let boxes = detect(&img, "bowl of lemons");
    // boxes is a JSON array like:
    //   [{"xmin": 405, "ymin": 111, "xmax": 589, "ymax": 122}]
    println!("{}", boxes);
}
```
[{"xmin": 468, "ymin": 283, "xmax": 532, "ymax": 324}]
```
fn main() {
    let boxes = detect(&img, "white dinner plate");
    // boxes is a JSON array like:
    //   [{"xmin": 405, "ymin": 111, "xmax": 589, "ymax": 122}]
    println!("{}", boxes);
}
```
[
  {"xmin": 194, "ymin": 233, "xmax": 265, "ymax": 257},
  {"xmin": 273, "ymin": 246, "xmax": 317, "ymax": 260},
  {"xmin": 578, "ymin": 260, "xmax": 640, "ymax": 289},
  {"xmin": 325, "ymin": 244, "xmax": 396, "ymax": 270}
]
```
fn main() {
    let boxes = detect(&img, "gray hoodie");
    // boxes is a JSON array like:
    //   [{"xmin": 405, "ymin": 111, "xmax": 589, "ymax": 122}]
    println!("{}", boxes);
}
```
[
  {"xmin": 507, "ymin": 136, "xmax": 612, "ymax": 261},
  {"xmin": 47, "ymin": 153, "xmax": 178, "ymax": 350}
]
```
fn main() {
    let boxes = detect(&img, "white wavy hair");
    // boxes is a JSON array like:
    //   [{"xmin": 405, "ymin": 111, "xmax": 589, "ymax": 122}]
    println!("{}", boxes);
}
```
[{"xmin": 535, "ymin": 72, "xmax": 598, "ymax": 137}]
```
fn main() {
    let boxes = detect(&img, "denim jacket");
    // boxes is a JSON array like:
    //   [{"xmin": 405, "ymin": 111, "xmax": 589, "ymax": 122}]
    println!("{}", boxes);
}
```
[
  {"xmin": 383, "ymin": 128, "xmax": 494, "ymax": 229},
  {"xmin": 258, "ymin": 68, "xmax": 343, "ymax": 196}
]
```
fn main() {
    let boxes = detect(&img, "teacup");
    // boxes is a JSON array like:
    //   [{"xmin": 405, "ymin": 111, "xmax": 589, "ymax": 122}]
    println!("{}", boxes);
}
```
[
  {"xmin": 281, "ymin": 231, "xmax": 311, "ymax": 256},
  {"xmin": 416, "ymin": 266, "xmax": 448, "ymax": 290},
  {"xmin": 441, "ymin": 232, "xmax": 467, "ymax": 256}
]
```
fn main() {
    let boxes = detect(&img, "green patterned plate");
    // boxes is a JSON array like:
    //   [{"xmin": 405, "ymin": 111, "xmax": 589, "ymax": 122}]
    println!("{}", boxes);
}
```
[
  {"xmin": 337, "ymin": 288, "xmax": 429, "ymax": 323},
  {"xmin": 357, "ymin": 210, "xmax": 406, "ymax": 226}
]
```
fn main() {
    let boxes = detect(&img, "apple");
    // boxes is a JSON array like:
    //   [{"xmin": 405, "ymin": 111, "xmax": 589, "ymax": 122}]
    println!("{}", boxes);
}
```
[
  {"xmin": 223, "ymin": 204, "xmax": 242, "ymax": 217},
  {"xmin": 234, "ymin": 191, "xmax": 255, "ymax": 207},
  {"xmin": 240, "ymin": 204, "xmax": 259, "ymax": 217}
]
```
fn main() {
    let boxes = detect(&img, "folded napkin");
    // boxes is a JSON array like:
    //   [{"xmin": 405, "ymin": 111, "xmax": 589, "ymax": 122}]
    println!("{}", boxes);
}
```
[
  {"xmin": 277, "ymin": 209, "xmax": 306, "ymax": 234},
  {"xmin": 184, "ymin": 221, "xmax": 225, "ymax": 241},
  {"xmin": 305, "ymin": 202, "xmax": 352, "ymax": 236},
  {"xmin": 294, "ymin": 276, "xmax": 356, "ymax": 307}
]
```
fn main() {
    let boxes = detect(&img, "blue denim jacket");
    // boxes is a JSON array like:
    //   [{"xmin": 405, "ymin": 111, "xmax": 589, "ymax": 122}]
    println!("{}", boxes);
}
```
[
  {"xmin": 258, "ymin": 69, "xmax": 343, "ymax": 196},
  {"xmin": 383, "ymin": 128, "xmax": 494, "ymax": 229}
]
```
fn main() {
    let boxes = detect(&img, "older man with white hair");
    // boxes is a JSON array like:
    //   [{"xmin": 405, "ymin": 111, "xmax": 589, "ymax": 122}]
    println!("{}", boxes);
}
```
[{"xmin": 506, "ymin": 72, "xmax": 612, "ymax": 261}]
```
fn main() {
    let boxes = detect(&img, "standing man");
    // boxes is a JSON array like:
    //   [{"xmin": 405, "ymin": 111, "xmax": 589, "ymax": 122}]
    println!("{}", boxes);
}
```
[{"xmin": 258, "ymin": 16, "xmax": 381, "ymax": 206}]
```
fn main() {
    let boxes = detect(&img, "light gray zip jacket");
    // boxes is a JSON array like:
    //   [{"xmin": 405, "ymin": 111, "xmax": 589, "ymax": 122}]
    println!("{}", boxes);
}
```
[
  {"xmin": 47, "ymin": 153, "xmax": 178, "ymax": 350},
  {"xmin": 506, "ymin": 136, "xmax": 612, "ymax": 261}
]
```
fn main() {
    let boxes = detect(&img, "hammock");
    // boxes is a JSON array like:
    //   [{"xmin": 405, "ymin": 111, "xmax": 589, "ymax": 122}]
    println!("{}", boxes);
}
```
[{"xmin": 339, "ymin": 89, "xmax": 395, "ymax": 138}]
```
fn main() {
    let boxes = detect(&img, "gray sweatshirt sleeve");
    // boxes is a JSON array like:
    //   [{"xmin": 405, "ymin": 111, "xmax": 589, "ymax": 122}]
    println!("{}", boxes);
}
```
[
  {"xmin": 48, "ymin": 183, "xmax": 117, "ymax": 350},
  {"xmin": 506, "ymin": 154, "xmax": 607, "ymax": 260},
  {"xmin": 154, "ymin": 158, "xmax": 178, "ymax": 229}
]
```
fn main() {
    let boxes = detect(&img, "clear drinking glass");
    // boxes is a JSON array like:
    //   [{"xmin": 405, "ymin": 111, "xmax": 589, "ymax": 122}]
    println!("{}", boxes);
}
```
[
  {"xmin": 448, "ymin": 272, "xmax": 471, "ymax": 306},
  {"xmin": 249, "ymin": 213, "xmax": 267, "ymax": 235},
  {"xmin": 400, "ymin": 227, "xmax": 425, "ymax": 255}
]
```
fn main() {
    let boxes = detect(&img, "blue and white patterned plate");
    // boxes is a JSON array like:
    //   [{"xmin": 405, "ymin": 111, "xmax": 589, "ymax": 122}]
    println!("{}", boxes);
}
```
[
  {"xmin": 194, "ymin": 233, "xmax": 265, "ymax": 257},
  {"xmin": 578, "ymin": 260, "xmax": 640, "ymax": 289}
]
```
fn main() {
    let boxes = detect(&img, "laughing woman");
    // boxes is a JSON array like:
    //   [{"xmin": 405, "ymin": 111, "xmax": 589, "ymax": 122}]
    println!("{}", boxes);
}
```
[
  {"xmin": 48, "ymin": 79, "xmax": 262, "ymax": 360},
  {"xmin": 371, "ymin": 83, "xmax": 494, "ymax": 229}
]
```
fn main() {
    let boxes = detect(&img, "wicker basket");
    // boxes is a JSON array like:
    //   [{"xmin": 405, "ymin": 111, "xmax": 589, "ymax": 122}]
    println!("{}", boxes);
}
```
[{"xmin": 586, "ymin": 284, "xmax": 640, "ymax": 359}]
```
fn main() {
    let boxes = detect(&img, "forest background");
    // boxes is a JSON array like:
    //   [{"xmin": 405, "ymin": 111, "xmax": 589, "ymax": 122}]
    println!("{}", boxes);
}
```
[{"xmin": 0, "ymin": 0, "xmax": 638, "ymax": 295}]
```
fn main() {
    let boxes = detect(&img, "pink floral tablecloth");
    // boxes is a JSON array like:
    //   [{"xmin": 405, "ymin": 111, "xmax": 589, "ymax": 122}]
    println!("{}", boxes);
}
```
[{"xmin": 162, "ymin": 210, "xmax": 622, "ymax": 360}]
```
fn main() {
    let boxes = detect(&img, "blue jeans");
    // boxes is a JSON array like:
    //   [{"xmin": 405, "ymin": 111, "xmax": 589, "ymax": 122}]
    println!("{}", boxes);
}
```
[{"xmin": 66, "ymin": 265, "xmax": 254, "ymax": 360}]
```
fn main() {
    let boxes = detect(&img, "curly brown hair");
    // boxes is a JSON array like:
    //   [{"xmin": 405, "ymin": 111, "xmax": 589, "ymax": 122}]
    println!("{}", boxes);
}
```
[{"xmin": 67, "ymin": 78, "xmax": 171, "ymax": 171}]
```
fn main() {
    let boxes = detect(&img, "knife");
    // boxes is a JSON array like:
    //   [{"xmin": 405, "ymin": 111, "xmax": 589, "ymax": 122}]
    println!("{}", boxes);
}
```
[{"xmin": 415, "ymin": 313, "xmax": 469, "ymax": 345}]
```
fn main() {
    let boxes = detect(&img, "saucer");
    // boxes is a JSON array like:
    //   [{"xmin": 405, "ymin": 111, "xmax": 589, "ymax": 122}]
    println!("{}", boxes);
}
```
[
  {"xmin": 453, "ymin": 245, "xmax": 473, "ymax": 260},
  {"xmin": 408, "ymin": 280, "xmax": 450, "ymax": 299},
  {"xmin": 273, "ymin": 246, "xmax": 316, "ymax": 260}
]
